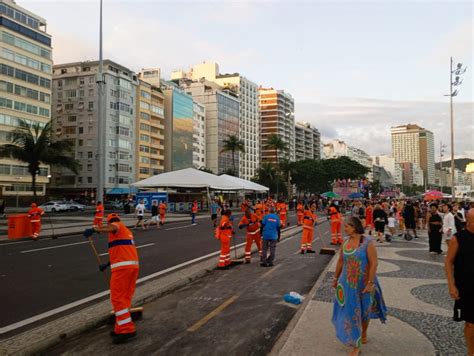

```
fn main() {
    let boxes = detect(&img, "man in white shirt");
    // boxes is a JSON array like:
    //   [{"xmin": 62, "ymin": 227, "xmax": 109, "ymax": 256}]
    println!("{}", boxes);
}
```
[
  {"xmin": 134, "ymin": 199, "xmax": 146, "ymax": 230},
  {"xmin": 442, "ymin": 203, "xmax": 456, "ymax": 247}
]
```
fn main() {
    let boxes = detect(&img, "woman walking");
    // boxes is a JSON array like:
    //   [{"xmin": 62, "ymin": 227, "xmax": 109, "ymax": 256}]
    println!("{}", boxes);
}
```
[
  {"xmin": 373, "ymin": 204, "xmax": 388, "ymax": 243},
  {"xmin": 332, "ymin": 216, "xmax": 387, "ymax": 356}
]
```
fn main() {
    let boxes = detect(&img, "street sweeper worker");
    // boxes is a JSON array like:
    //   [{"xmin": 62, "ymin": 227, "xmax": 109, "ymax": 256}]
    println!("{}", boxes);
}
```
[
  {"xmin": 277, "ymin": 200, "xmax": 288, "ymax": 227},
  {"xmin": 215, "ymin": 209, "xmax": 234, "ymax": 269},
  {"xmin": 239, "ymin": 208, "xmax": 262, "ymax": 263},
  {"xmin": 159, "ymin": 201, "xmax": 167, "ymax": 225},
  {"xmin": 329, "ymin": 203, "xmax": 343, "ymax": 245},
  {"xmin": 84, "ymin": 213, "xmax": 139, "ymax": 344},
  {"xmin": 27, "ymin": 203, "xmax": 44, "ymax": 240},
  {"xmin": 296, "ymin": 201, "xmax": 304, "ymax": 225},
  {"xmin": 93, "ymin": 201, "xmax": 104, "ymax": 228},
  {"xmin": 301, "ymin": 203, "xmax": 318, "ymax": 254}
]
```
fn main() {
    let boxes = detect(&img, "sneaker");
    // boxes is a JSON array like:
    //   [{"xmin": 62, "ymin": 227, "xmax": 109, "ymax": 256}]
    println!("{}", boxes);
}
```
[
  {"xmin": 112, "ymin": 332, "xmax": 137, "ymax": 344},
  {"xmin": 192, "ymin": 223, "xmax": 197, "ymax": 226},
  {"xmin": 306, "ymin": 249, "xmax": 316, "ymax": 254},
  {"xmin": 429, "ymin": 251, "xmax": 437, "ymax": 255},
  {"xmin": 267, "ymin": 262, "xmax": 274, "ymax": 267}
]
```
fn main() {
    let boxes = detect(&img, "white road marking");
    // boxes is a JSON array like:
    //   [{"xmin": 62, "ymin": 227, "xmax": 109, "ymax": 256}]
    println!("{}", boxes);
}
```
[
  {"xmin": 98, "ymin": 243, "xmax": 155, "ymax": 256},
  {"xmin": 165, "ymin": 224, "xmax": 194, "ymax": 231},
  {"xmin": 20, "ymin": 241, "xmax": 90, "ymax": 254}
]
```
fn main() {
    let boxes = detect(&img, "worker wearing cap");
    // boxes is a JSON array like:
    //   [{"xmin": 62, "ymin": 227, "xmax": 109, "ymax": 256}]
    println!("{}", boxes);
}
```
[
  {"xmin": 301, "ymin": 204, "xmax": 318, "ymax": 253},
  {"xmin": 27, "ymin": 203, "xmax": 44, "ymax": 240},
  {"xmin": 84, "ymin": 213, "xmax": 139, "ymax": 344},
  {"xmin": 254, "ymin": 200, "xmax": 264, "ymax": 222},
  {"xmin": 239, "ymin": 209, "xmax": 262, "ymax": 263},
  {"xmin": 158, "ymin": 201, "xmax": 167, "ymax": 226},
  {"xmin": 93, "ymin": 201, "xmax": 104, "ymax": 228},
  {"xmin": 215, "ymin": 209, "xmax": 234, "ymax": 268},
  {"xmin": 329, "ymin": 203, "xmax": 342, "ymax": 245},
  {"xmin": 277, "ymin": 200, "xmax": 288, "ymax": 227},
  {"xmin": 296, "ymin": 201, "xmax": 304, "ymax": 225}
]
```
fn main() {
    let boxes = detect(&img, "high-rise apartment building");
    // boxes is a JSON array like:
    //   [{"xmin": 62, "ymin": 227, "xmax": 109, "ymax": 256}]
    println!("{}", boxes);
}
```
[
  {"xmin": 174, "ymin": 62, "xmax": 259, "ymax": 180},
  {"xmin": 51, "ymin": 60, "xmax": 138, "ymax": 194},
  {"xmin": 259, "ymin": 87, "xmax": 295, "ymax": 165},
  {"xmin": 135, "ymin": 78, "xmax": 165, "ymax": 181},
  {"xmin": 0, "ymin": 0, "xmax": 52, "ymax": 197},
  {"xmin": 323, "ymin": 139, "xmax": 373, "ymax": 179},
  {"xmin": 192, "ymin": 101, "xmax": 206, "ymax": 169},
  {"xmin": 178, "ymin": 79, "xmax": 239, "ymax": 174},
  {"xmin": 372, "ymin": 155, "xmax": 402, "ymax": 185},
  {"xmin": 294, "ymin": 121, "xmax": 321, "ymax": 161},
  {"xmin": 400, "ymin": 162, "xmax": 424, "ymax": 186},
  {"xmin": 391, "ymin": 124, "xmax": 435, "ymax": 185}
]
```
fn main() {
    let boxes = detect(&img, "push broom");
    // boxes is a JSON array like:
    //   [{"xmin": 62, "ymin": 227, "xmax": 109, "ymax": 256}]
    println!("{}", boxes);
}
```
[
  {"xmin": 317, "ymin": 221, "xmax": 336, "ymax": 255},
  {"xmin": 85, "ymin": 233, "xmax": 143, "ymax": 324},
  {"xmin": 230, "ymin": 231, "xmax": 245, "ymax": 265}
]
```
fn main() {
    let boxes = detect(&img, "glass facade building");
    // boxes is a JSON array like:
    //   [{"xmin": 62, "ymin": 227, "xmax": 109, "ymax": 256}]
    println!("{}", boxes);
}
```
[{"xmin": 217, "ymin": 92, "xmax": 239, "ymax": 173}]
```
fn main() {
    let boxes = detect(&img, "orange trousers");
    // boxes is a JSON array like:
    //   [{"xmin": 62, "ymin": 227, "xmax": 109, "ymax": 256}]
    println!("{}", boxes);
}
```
[
  {"xmin": 218, "ymin": 235, "xmax": 231, "ymax": 267},
  {"xmin": 93, "ymin": 217, "xmax": 103, "ymax": 228},
  {"xmin": 297, "ymin": 213, "xmax": 304, "ymax": 225},
  {"xmin": 160, "ymin": 214, "xmax": 165, "ymax": 224},
  {"xmin": 301, "ymin": 227, "xmax": 314, "ymax": 251},
  {"xmin": 31, "ymin": 222, "xmax": 41, "ymax": 239},
  {"xmin": 280, "ymin": 214, "xmax": 287, "ymax": 227},
  {"xmin": 331, "ymin": 221, "xmax": 342, "ymax": 244},
  {"xmin": 244, "ymin": 233, "xmax": 262, "ymax": 261},
  {"xmin": 110, "ymin": 268, "xmax": 139, "ymax": 334}
]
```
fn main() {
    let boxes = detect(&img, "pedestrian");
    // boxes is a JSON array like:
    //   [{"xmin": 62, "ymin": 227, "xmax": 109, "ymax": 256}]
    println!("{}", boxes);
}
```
[
  {"xmin": 300, "ymin": 203, "xmax": 318, "ymax": 254},
  {"xmin": 365, "ymin": 202, "xmax": 373, "ymax": 235},
  {"xmin": 296, "ymin": 201, "xmax": 304, "ymax": 225},
  {"xmin": 260, "ymin": 206, "xmax": 281, "ymax": 267},
  {"xmin": 453, "ymin": 203, "xmax": 465, "ymax": 233},
  {"xmin": 210, "ymin": 199, "xmax": 221, "ymax": 227},
  {"xmin": 238, "ymin": 208, "xmax": 262, "ymax": 263},
  {"xmin": 445, "ymin": 208, "xmax": 474, "ymax": 356},
  {"xmin": 428, "ymin": 203, "xmax": 443, "ymax": 255},
  {"xmin": 93, "ymin": 201, "xmax": 104, "ymax": 228},
  {"xmin": 387, "ymin": 212, "xmax": 397, "ymax": 238},
  {"xmin": 159, "ymin": 201, "xmax": 167, "ymax": 226},
  {"xmin": 329, "ymin": 203, "xmax": 342, "ymax": 245},
  {"xmin": 332, "ymin": 216, "xmax": 387, "ymax": 356},
  {"xmin": 277, "ymin": 199, "xmax": 288, "ymax": 227},
  {"xmin": 357, "ymin": 201, "xmax": 366, "ymax": 227},
  {"xmin": 0, "ymin": 198, "xmax": 5, "ymax": 217},
  {"xmin": 215, "ymin": 209, "xmax": 233, "ymax": 269},
  {"xmin": 442, "ymin": 203, "xmax": 457, "ymax": 248},
  {"xmin": 84, "ymin": 213, "xmax": 139, "ymax": 344},
  {"xmin": 373, "ymin": 204, "xmax": 387, "ymax": 243},
  {"xmin": 133, "ymin": 199, "xmax": 146, "ymax": 230},
  {"xmin": 191, "ymin": 200, "xmax": 198, "ymax": 225},
  {"xmin": 27, "ymin": 203, "xmax": 44, "ymax": 241},
  {"xmin": 403, "ymin": 200, "xmax": 417, "ymax": 239},
  {"xmin": 146, "ymin": 201, "xmax": 160, "ymax": 229}
]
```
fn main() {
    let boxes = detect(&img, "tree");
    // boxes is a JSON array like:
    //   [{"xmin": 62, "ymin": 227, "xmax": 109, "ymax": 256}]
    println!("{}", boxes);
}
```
[
  {"xmin": 221, "ymin": 135, "xmax": 245, "ymax": 177},
  {"xmin": 265, "ymin": 134, "xmax": 288, "ymax": 169},
  {"xmin": 0, "ymin": 120, "xmax": 79, "ymax": 198},
  {"xmin": 252, "ymin": 163, "xmax": 284, "ymax": 194}
]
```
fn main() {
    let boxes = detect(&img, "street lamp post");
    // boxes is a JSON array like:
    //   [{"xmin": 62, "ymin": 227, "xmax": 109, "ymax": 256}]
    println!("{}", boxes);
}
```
[
  {"xmin": 96, "ymin": 0, "xmax": 105, "ymax": 203},
  {"xmin": 439, "ymin": 141, "xmax": 446, "ymax": 193},
  {"xmin": 448, "ymin": 57, "xmax": 467, "ymax": 198}
]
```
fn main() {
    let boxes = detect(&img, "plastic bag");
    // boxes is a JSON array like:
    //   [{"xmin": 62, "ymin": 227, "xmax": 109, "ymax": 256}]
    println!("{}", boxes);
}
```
[{"xmin": 283, "ymin": 291, "xmax": 305, "ymax": 305}]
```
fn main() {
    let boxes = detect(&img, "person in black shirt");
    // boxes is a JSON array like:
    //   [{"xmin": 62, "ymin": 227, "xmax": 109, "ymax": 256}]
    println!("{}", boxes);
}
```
[
  {"xmin": 428, "ymin": 203, "xmax": 443, "ymax": 254},
  {"xmin": 445, "ymin": 208, "xmax": 474, "ymax": 355},
  {"xmin": 453, "ymin": 203, "xmax": 465, "ymax": 233},
  {"xmin": 146, "ymin": 200, "xmax": 160, "ymax": 229}
]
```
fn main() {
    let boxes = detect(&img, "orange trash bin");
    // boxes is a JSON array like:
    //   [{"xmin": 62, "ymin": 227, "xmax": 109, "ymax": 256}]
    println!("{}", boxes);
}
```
[{"xmin": 8, "ymin": 214, "xmax": 32, "ymax": 239}]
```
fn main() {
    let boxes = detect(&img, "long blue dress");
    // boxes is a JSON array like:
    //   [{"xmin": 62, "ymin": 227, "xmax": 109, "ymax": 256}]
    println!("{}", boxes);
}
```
[{"xmin": 332, "ymin": 236, "xmax": 387, "ymax": 348}]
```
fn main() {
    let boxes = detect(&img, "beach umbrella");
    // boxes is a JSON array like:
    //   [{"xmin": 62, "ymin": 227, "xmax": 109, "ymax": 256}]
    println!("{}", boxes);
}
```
[
  {"xmin": 423, "ymin": 190, "xmax": 444, "ymax": 201},
  {"xmin": 321, "ymin": 191, "xmax": 340, "ymax": 198},
  {"xmin": 348, "ymin": 192, "xmax": 364, "ymax": 199}
]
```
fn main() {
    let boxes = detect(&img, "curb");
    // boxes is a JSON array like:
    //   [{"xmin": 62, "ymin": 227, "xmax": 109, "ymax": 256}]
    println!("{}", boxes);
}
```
[
  {"xmin": 269, "ymin": 241, "xmax": 338, "ymax": 355},
  {"xmin": 0, "ymin": 225, "xmax": 302, "ymax": 355}
]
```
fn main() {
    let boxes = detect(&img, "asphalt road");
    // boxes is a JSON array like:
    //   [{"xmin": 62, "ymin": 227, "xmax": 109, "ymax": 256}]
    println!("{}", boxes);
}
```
[
  {"xmin": 47, "ymin": 217, "xmax": 334, "ymax": 355},
  {"xmin": 0, "ymin": 212, "xmax": 305, "ymax": 337}
]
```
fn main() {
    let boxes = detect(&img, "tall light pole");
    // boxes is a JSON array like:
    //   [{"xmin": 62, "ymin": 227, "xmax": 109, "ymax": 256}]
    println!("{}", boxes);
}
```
[
  {"xmin": 439, "ymin": 141, "xmax": 446, "ymax": 193},
  {"xmin": 448, "ymin": 57, "xmax": 467, "ymax": 197},
  {"xmin": 96, "ymin": 0, "xmax": 105, "ymax": 203}
]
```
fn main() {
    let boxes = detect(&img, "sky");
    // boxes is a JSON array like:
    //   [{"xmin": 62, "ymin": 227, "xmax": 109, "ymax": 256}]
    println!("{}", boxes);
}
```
[{"xmin": 21, "ymin": 0, "xmax": 474, "ymax": 159}]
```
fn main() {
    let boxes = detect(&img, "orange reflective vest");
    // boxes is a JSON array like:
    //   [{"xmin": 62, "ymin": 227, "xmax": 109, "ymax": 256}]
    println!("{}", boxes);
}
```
[
  {"xmin": 95, "ymin": 204, "xmax": 104, "ymax": 219},
  {"xmin": 278, "ymin": 203, "xmax": 288, "ymax": 215},
  {"xmin": 28, "ymin": 207, "xmax": 44, "ymax": 223},
  {"xmin": 108, "ymin": 222, "xmax": 139, "ymax": 271},
  {"xmin": 238, "ymin": 214, "xmax": 260, "ymax": 235},
  {"xmin": 216, "ymin": 215, "xmax": 233, "ymax": 239},
  {"xmin": 159, "ymin": 203, "xmax": 167, "ymax": 214},
  {"xmin": 296, "ymin": 203, "xmax": 304, "ymax": 215},
  {"xmin": 329, "ymin": 207, "xmax": 340, "ymax": 222},
  {"xmin": 303, "ymin": 210, "xmax": 317, "ymax": 230},
  {"xmin": 192, "ymin": 203, "xmax": 198, "ymax": 213}
]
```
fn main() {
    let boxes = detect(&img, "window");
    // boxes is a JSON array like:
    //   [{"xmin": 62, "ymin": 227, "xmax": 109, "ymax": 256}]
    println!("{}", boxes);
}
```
[
  {"xmin": 88, "ymin": 76, "xmax": 94, "ymax": 84},
  {"xmin": 139, "ymin": 145, "xmax": 150, "ymax": 153},
  {"xmin": 65, "ymin": 89, "xmax": 76, "ymax": 98},
  {"xmin": 88, "ymin": 101, "xmax": 94, "ymax": 110},
  {"xmin": 86, "ymin": 139, "xmax": 92, "ymax": 146},
  {"xmin": 140, "ymin": 123, "xmax": 150, "ymax": 131},
  {"xmin": 141, "ymin": 90, "xmax": 151, "ymax": 99},
  {"xmin": 140, "ymin": 101, "xmax": 150, "ymax": 110},
  {"xmin": 0, "ymin": 80, "xmax": 13, "ymax": 93},
  {"xmin": 88, "ymin": 89, "xmax": 94, "ymax": 96},
  {"xmin": 151, "ymin": 105, "xmax": 164, "ymax": 116},
  {"xmin": 79, "ymin": 90, "xmax": 84, "ymax": 97},
  {"xmin": 119, "ymin": 115, "xmax": 132, "ymax": 125},
  {"xmin": 140, "ymin": 134, "xmax": 150, "ymax": 142},
  {"xmin": 87, "ymin": 164, "xmax": 92, "ymax": 171},
  {"xmin": 87, "ymin": 177, "xmax": 92, "ymax": 183},
  {"xmin": 0, "ymin": 63, "xmax": 50, "ymax": 88},
  {"xmin": 1, "ymin": 31, "xmax": 51, "ymax": 59},
  {"xmin": 77, "ymin": 177, "xmax": 83, "ymax": 184},
  {"xmin": 119, "ymin": 151, "xmax": 129, "ymax": 160},
  {"xmin": 116, "ymin": 126, "xmax": 130, "ymax": 136},
  {"xmin": 0, "ymin": 97, "xmax": 12, "ymax": 109},
  {"xmin": 140, "ymin": 112, "xmax": 150, "ymax": 121},
  {"xmin": 78, "ymin": 139, "xmax": 83, "ymax": 146},
  {"xmin": 1, "ymin": 48, "xmax": 51, "ymax": 73},
  {"xmin": 67, "ymin": 115, "xmax": 76, "ymax": 122},
  {"xmin": 65, "ymin": 103, "xmax": 74, "ymax": 110},
  {"xmin": 63, "ymin": 126, "xmax": 75, "ymax": 134}
]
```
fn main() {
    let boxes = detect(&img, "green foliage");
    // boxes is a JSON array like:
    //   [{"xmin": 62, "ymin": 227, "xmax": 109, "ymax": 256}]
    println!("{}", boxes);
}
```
[
  {"xmin": 221, "ymin": 135, "xmax": 245, "ymax": 177},
  {"xmin": 265, "ymin": 134, "xmax": 288, "ymax": 167},
  {"xmin": 0, "ymin": 120, "xmax": 79, "ymax": 197},
  {"xmin": 252, "ymin": 163, "xmax": 285, "ymax": 194}
]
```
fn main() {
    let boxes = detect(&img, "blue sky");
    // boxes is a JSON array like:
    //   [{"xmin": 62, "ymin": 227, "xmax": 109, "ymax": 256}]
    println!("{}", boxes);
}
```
[{"xmin": 22, "ymin": 0, "xmax": 474, "ymax": 158}]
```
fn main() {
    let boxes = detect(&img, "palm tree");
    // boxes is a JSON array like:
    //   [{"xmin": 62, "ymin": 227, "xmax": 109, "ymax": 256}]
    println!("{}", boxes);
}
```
[
  {"xmin": 253, "ymin": 163, "xmax": 282, "ymax": 194},
  {"xmin": 265, "ymin": 134, "xmax": 288, "ymax": 169},
  {"xmin": 0, "ymin": 120, "xmax": 79, "ymax": 198},
  {"xmin": 221, "ymin": 135, "xmax": 245, "ymax": 177}
]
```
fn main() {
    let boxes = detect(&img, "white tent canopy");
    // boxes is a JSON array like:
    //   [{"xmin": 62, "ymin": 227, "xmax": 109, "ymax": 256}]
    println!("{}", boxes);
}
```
[
  {"xmin": 218, "ymin": 174, "xmax": 269, "ymax": 192},
  {"xmin": 132, "ymin": 168, "xmax": 268, "ymax": 192}
]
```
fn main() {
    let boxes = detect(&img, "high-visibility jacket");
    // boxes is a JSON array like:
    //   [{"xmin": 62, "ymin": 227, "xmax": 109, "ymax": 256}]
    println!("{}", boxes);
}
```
[
  {"xmin": 329, "ymin": 207, "xmax": 340, "ymax": 222},
  {"xmin": 238, "ymin": 214, "xmax": 260, "ymax": 235},
  {"xmin": 255, "ymin": 203, "xmax": 264, "ymax": 218},
  {"xmin": 303, "ymin": 210, "xmax": 317, "ymax": 230},
  {"xmin": 28, "ymin": 207, "xmax": 44, "ymax": 222},
  {"xmin": 278, "ymin": 203, "xmax": 288, "ymax": 215},
  {"xmin": 296, "ymin": 203, "xmax": 304, "ymax": 215},
  {"xmin": 216, "ymin": 216, "xmax": 233, "ymax": 239},
  {"xmin": 159, "ymin": 203, "xmax": 167, "ymax": 214},
  {"xmin": 108, "ymin": 222, "xmax": 139, "ymax": 272},
  {"xmin": 95, "ymin": 204, "xmax": 104, "ymax": 219},
  {"xmin": 192, "ymin": 202, "xmax": 198, "ymax": 213}
]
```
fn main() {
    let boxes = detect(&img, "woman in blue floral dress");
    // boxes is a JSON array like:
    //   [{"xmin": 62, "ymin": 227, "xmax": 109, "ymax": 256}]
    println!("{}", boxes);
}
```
[{"xmin": 332, "ymin": 216, "xmax": 387, "ymax": 356}]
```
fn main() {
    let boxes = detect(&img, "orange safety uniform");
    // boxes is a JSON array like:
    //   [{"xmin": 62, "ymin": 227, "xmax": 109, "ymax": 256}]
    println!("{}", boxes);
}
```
[
  {"xmin": 108, "ymin": 221, "xmax": 139, "ymax": 335},
  {"xmin": 27, "ymin": 205, "xmax": 44, "ymax": 240},
  {"xmin": 93, "ymin": 203, "xmax": 104, "ymax": 228},
  {"xmin": 192, "ymin": 202, "xmax": 198, "ymax": 213},
  {"xmin": 301, "ymin": 210, "xmax": 317, "ymax": 252},
  {"xmin": 216, "ymin": 215, "xmax": 233, "ymax": 267},
  {"xmin": 241, "ymin": 201, "xmax": 248, "ymax": 213},
  {"xmin": 365, "ymin": 206, "xmax": 373, "ymax": 231},
  {"xmin": 329, "ymin": 206, "xmax": 342, "ymax": 244},
  {"xmin": 159, "ymin": 202, "xmax": 167, "ymax": 224},
  {"xmin": 278, "ymin": 203, "xmax": 288, "ymax": 227},
  {"xmin": 296, "ymin": 203, "xmax": 304, "ymax": 225},
  {"xmin": 254, "ymin": 203, "xmax": 264, "ymax": 221},
  {"xmin": 239, "ymin": 213, "xmax": 262, "ymax": 262}
]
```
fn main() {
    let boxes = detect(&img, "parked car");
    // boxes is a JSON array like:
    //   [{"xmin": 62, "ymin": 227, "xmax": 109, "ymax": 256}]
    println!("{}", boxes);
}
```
[
  {"xmin": 62, "ymin": 200, "xmax": 86, "ymax": 212},
  {"xmin": 39, "ymin": 201, "xmax": 69, "ymax": 213},
  {"xmin": 104, "ymin": 201, "xmax": 124, "ymax": 211}
]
